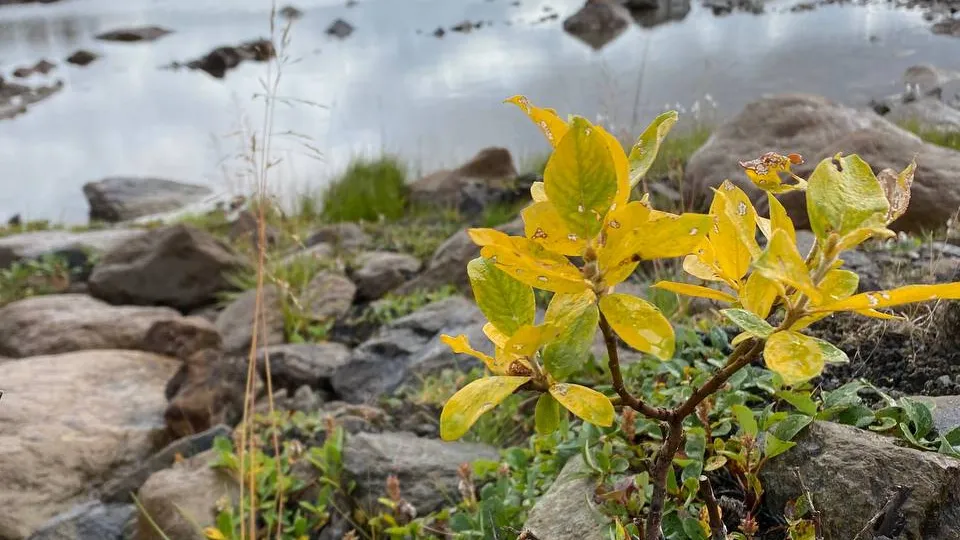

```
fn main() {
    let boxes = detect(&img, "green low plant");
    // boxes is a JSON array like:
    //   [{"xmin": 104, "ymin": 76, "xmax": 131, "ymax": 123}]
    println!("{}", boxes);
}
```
[
  {"xmin": 437, "ymin": 95, "xmax": 960, "ymax": 538},
  {"xmin": 0, "ymin": 254, "xmax": 72, "ymax": 306},
  {"xmin": 322, "ymin": 157, "xmax": 408, "ymax": 223},
  {"xmin": 363, "ymin": 286, "xmax": 458, "ymax": 326}
]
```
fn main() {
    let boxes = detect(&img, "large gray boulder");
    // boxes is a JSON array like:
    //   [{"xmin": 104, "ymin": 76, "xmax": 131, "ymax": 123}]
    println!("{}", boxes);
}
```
[
  {"xmin": 0, "ymin": 229, "xmax": 146, "ymax": 270},
  {"xmin": 0, "ymin": 350, "xmax": 179, "ymax": 539},
  {"xmin": 0, "ymin": 294, "xmax": 179, "ymax": 358},
  {"xmin": 82, "ymin": 177, "xmax": 210, "ymax": 222},
  {"xmin": 684, "ymin": 94, "xmax": 960, "ymax": 233},
  {"xmin": 761, "ymin": 421, "xmax": 960, "ymax": 540},
  {"xmin": 88, "ymin": 225, "xmax": 245, "ymax": 310}
]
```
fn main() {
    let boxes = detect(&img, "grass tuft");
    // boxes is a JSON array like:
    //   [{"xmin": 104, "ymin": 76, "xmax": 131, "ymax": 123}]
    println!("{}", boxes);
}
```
[
  {"xmin": 899, "ymin": 119, "xmax": 960, "ymax": 152},
  {"xmin": 321, "ymin": 157, "xmax": 408, "ymax": 223}
]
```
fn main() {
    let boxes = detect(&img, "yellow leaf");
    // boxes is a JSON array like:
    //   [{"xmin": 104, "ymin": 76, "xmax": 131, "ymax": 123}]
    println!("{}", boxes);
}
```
[
  {"xmin": 628, "ymin": 110, "xmax": 679, "ymax": 187},
  {"xmin": 467, "ymin": 227, "xmax": 513, "ymax": 247},
  {"xmin": 598, "ymin": 293, "xmax": 675, "ymax": 360},
  {"xmin": 836, "ymin": 226, "xmax": 896, "ymax": 252},
  {"xmin": 790, "ymin": 269, "xmax": 859, "ymax": 330},
  {"xmin": 440, "ymin": 376, "xmax": 531, "ymax": 440},
  {"xmin": 753, "ymin": 229, "xmax": 822, "ymax": 304},
  {"xmin": 878, "ymin": 159, "xmax": 916, "ymax": 225},
  {"xmin": 204, "ymin": 529, "xmax": 227, "ymax": 540},
  {"xmin": 478, "ymin": 234, "xmax": 589, "ymax": 293},
  {"xmin": 682, "ymin": 242, "xmax": 724, "ymax": 282},
  {"xmin": 652, "ymin": 281, "xmax": 737, "ymax": 304},
  {"xmin": 441, "ymin": 334, "xmax": 497, "ymax": 373},
  {"xmin": 549, "ymin": 383, "xmax": 615, "ymax": 427},
  {"xmin": 756, "ymin": 215, "xmax": 772, "ymax": 240},
  {"xmin": 596, "ymin": 124, "xmax": 631, "ymax": 209},
  {"xmin": 544, "ymin": 117, "xmax": 619, "ymax": 239},
  {"xmin": 522, "ymin": 201, "xmax": 587, "ymax": 256},
  {"xmin": 597, "ymin": 201, "xmax": 651, "ymax": 285},
  {"xmin": 739, "ymin": 272, "xmax": 780, "ymax": 319},
  {"xmin": 482, "ymin": 322, "xmax": 509, "ymax": 350},
  {"xmin": 738, "ymin": 152, "xmax": 805, "ymax": 192},
  {"xmin": 504, "ymin": 95, "xmax": 569, "ymax": 147},
  {"xmin": 634, "ymin": 212, "xmax": 712, "ymax": 260},
  {"xmin": 545, "ymin": 289, "xmax": 598, "ymax": 323},
  {"xmin": 767, "ymin": 192, "xmax": 797, "ymax": 246},
  {"xmin": 531, "ymin": 181, "xmax": 548, "ymax": 202},
  {"xmin": 813, "ymin": 283, "xmax": 960, "ymax": 312},
  {"xmin": 764, "ymin": 331, "xmax": 825, "ymax": 385},
  {"xmin": 709, "ymin": 183, "xmax": 758, "ymax": 284}
]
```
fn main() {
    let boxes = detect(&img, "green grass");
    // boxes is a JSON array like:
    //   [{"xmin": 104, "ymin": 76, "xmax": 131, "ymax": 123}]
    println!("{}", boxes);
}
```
[
  {"xmin": 321, "ymin": 156, "xmax": 408, "ymax": 223},
  {"xmin": 900, "ymin": 120, "xmax": 960, "ymax": 152}
]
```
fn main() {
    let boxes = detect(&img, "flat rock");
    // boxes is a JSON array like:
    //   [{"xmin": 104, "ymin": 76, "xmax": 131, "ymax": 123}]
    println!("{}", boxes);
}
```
[
  {"xmin": 343, "ymin": 431, "xmax": 499, "ymax": 515},
  {"xmin": 25, "ymin": 501, "xmax": 134, "ymax": 540},
  {"xmin": 257, "ymin": 342, "xmax": 351, "ymax": 392},
  {"xmin": 0, "ymin": 350, "xmax": 179, "ymax": 539},
  {"xmin": 887, "ymin": 98, "xmax": 960, "ymax": 133},
  {"xmin": 761, "ymin": 421, "xmax": 960, "ymax": 540},
  {"xmin": 350, "ymin": 251, "xmax": 421, "ymax": 300},
  {"xmin": 89, "ymin": 225, "xmax": 245, "ymax": 310},
  {"xmin": 215, "ymin": 286, "xmax": 285, "ymax": 355},
  {"xmin": 523, "ymin": 455, "xmax": 610, "ymax": 539},
  {"xmin": 95, "ymin": 26, "xmax": 172, "ymax": 42},
  {"xmin": 684, "ymin": 93, "xmax": 960, "ymax": 233},
  {"xmin": 303, "ymin": 271, "xmax": 356, "ymax": 321},
  {"xmin": 82, "ymin": 177, "xmax": 211, "ymax": 223},
  {"xmin": 0, "ymin": 294, "xmax": 179, "ymax": 358},
  {"xmin": 0, "ymin": 228, "xmax": 146, "ymax": 270},
  {"xmin": 135, "ymin": 450, "xmax": 238, "ymax": 540}
]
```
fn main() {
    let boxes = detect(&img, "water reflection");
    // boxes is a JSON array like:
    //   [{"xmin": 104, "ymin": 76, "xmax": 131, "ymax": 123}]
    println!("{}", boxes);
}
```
[{"xmin": 0, "ymin": 0, "xmax": 957, "ymax": 223}]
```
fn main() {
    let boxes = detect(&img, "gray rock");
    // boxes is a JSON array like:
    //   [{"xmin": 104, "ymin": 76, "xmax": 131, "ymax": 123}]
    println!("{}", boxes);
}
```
[
  {"xmin": 65, "ymin": 50, "xmax": 98, "ymax": 66},
  {"xmin": 331, "ymin": 296, "xmax": 484, "ymax": 402},
  {"xmin": 523, "ymin": 455, "xmax": 610, "ymax": 539},
  {"xmin": 141, "ymin": 316, "xmax": 222, "ymax": 361},
  {"xmin": 304, "ymin": 222, "xmax": 370, "ymax": 251},
  {"xmin": 303, "ymin": 271, "xmax": 356, "ymax": 321},
  {"xmin": 344, "ymin": 431, "xmax": 499, "ymax": 515},
  {"xmin": 684, "ymin": 94, "xmax": 960, "ymax": 234},
  {"xmin": 0, "ymin": 294, "xmax": 179, "ymax": 358},
  {"xmin": 887, "ymin": 98, "xmax": 960, "ymax": 133},
  {"xmin": 82, "ymin": 177, "xmax": 210, "ymax": 223},
  {"xmin": 326, "ymin": 18, "xmax": 354, "ymax": 38},
  {"xmin": 395, "ymin": 217, "xmax": 523, "ymax": 294},
  {"xmin": 135, "ymin": 450, "xmax": 238, "ymax": 540},
  {"xmin": 761, "ymin": 421, "xmax": 960, "ymax": 540},
  {"xmin": 95, "ymin": 26, "xmax": 172, "ymax": 42},
  {"xmin": 215, "ymin": 286, "xmax": 286, "ymax": 355},
  {"xmin": 89, "ymin": 225, "xmax": 245, "ymax": 310},
  {"xmin": 563, "ymin": 0, "xmax": 632, "ymax": 50},
  {"xmin": 0, "ymin": 79, "xmax": 63, "ymax": 121},
  {"xmin": 26, "ymin": 501, "xmax": 134, "ymax": 540},
  {"xmin": 350, "ymin": 251, "xmax": 422, "ymax": 300},
  {"xmin": 629, "ymin": 0, "xmax": 691, "ymax": 27},
  {"xmin": 914, "ymin": 395, "xmax": 960, "ymax": 434},
  {"xmin": 0, "ymin": 229, "xmax": 146, "ymax": 270},
  {"xmin": 0, "ymin": 350, "xmax": 179, "ymax": 539},
  {"xmin": 408, "ymin": 147, "xmax": 521, "ymax": 214},
  {"xmin": 257, "ymin": 342, "xmax": 351, "ymax": 392},
  {"xmin": 932, "ymin": 18, "xmax": 960, "ymax": 38}
]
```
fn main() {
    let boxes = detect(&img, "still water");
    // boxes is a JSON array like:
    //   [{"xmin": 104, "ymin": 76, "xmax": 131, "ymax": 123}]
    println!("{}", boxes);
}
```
[{"xmin": 0, "ymin": 0, "xmax": 957, "ymax": 223}]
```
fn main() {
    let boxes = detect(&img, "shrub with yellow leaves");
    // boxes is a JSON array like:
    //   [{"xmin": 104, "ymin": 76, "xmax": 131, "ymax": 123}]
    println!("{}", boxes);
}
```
[{"xmin": 437, "ymin": 95, "xmax": 960, "ymax": 539}]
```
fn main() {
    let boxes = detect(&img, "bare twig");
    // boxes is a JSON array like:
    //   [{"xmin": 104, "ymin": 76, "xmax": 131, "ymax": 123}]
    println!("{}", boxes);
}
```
[
  {"xmin": 700, "ymin": 477, "xmax": 727, "ymax": 540},
  {"xmin": 794, "ymin": 469, "xmax": 823, "ymax": 540},
  {"xmin": 598, "ymin": 312, "xmax": 671, "ymax": 421}
]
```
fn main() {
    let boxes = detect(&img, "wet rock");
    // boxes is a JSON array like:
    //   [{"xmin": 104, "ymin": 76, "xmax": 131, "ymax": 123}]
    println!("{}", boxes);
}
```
[
  {"xmin": 0, "ymin": 350, "xmax": 178, "ymax": 539},
  {"xmin": 26, "ymin": 501, "xmax": 135, "ymax": 540},
  {"xmin": 82, "ymin": 177, "xmax": 212, "ymax": 223},
  {"xmin": 331, "ymin": 296, "xmax": 484, "ymax": 402},
  {"xmin": 66, "ymin": 50, "xmax": 98, "ymax": 66},
  {"xmin": 344, "ymin": 431, "xmax": 499, "ymax": 514},
  {"xmin": 303, "ymin": 271, "xmax": 356, "ymax": 321},
  {"xmin": 135, "ymin": 450, "xmax": 238, "ymax": 540},
  {"xmin": 0, "ymin": 228, "xmax": 146, "ymax": 270},
  {"xmin": 684, "ymin": 94, "xmax": 960, "ymax": 234},
  {"xmin": 350, "ymin": 251, "xmax": 422, "ymax": 300},
  {"xmin": 95, "ymin": 26, "xmax": 172, "ymax": 42},
  {"xmin": 326, "ymin": 18, "xmax": 354, "ymax": 38},
  {"xmin": 523, "ymin": 455, "xmax": 609, "ymax": 539},
  {"xmin": 177, "ymin": 39, "xmax": 276, "ymax": 79},
  {"xmin": 451, "ymin": 20, "xmax": 483, "ymax": 32},
  {"xmin": 0, "ymin": 294, "xmax": 179, "ymax": 358},
  {"xmin": 257, "ymin": 342, "xmax": 351, "ymax": 393},
  {"xmin": 89, "ymin": 225, "xmax": 245, "ymax": 311},
  {"xmin": 0, "ymin": 79, "xmax": 63, "ymax": 121},
  {"xmin": 761, "ymin": 421, "xmax": 960, "ymax": 540},
  {"xmin": 563, "ymin": 0, "xmax": 631, "ymax": 49},
  {"xmin": 305, "ymin": 222, "xmax": 370, "ymax": 251},
  {"xmin": 216, "ymin": 286, "xmax": 286, "ymax": 355},
  {"xmin": 887, "ymin": 98, "xmax": 960, "ymax": 133},
  {"xmin": 395, "ymin": 217, "xmax": 523, "ymax": 294},
  {"xmin": 100, "ymin": 424, "xmax": 231, "ymax": 504}
]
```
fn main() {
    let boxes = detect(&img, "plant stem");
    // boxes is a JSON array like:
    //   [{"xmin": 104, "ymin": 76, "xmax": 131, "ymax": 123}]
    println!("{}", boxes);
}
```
[
  {"xmin": 598, "ymin": 312, "xmax": 671, "ymax": 421},
  {"xmin": 700, "ymin": 477, "xmax": 726, "ymax": 540},
  {"xmin": 644, "ymin": 418, "xmax": 685, "ymax": 540}
]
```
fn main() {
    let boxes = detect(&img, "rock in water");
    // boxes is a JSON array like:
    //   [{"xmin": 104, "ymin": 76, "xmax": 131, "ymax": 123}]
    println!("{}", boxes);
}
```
[
  {"xmin": 326, "ymin": 18, "xmax": 354, "ymax": 38},
  {"xmin": 684, "ymin": 93, "xmax": 960, "ymax": 233},
  {"xmin": 95, "ymin": 26, "xmax": 172, "ymax": 42},
  {"xmin": 82, "ymin": 177, "xmax": 211, "ymax": 223},
  {"xmin": 179, "ymin": 39, "xmax": 276, "ymax": 79},
  {"xmin": 65, "ymin": 50, "xmax": 99, "ymax": 66},
  {"xmin": 0, "ymin": 350, "xmax": 179, "ymax": 539},
  {"xmin": 562, "ymin": 0, "xmax": 632, "ymax": 50},
  {"xmin": 761, "ymin": 421, "xmax": 960, "ymax": 539}
]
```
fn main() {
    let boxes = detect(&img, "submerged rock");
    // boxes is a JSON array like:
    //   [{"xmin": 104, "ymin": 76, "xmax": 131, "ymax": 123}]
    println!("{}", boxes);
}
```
[
  {"xmin": 562, "ymin": 0, "xmax": 632, "ymax": 50},
  {"xmin": 66, "ymin": 49, "xmax": 99, "ymax": 66},
  {"xmin": 95, "ymin": 26, "xmax": 172, "ymax": 42}
]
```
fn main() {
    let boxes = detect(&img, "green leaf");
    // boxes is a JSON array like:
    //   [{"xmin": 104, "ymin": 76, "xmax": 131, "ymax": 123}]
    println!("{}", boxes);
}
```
[
  {"xmin": 628, "ymin": 110, "xmax": 679, "ymax": 187},
  {"xmin": 777, "ymin": 390, "xmax": 818, "ymax": 416},
  {"xmin": 770, "ymin": 414, "xmax": 813, "ymax": 441},
  {"xmin": 542, "ymin": 291, "xmax": 600, "ymax": 380},
  {"xmin": 811, "ymin": 336, "xmax": 849, "ymax": 365},
  {"xmin": 440, "ymin": 376, "xmax": 530, "ymax": 440},
  {"xmin": 544, "ymin": 116, "xmax": 619, "ymax": 239},
  {"xmin": 806, "ymin": 153, "xmax": 889, "ymax": 241},
  {"xmin": 534, "ymin": 393, "xmax": 562, "ymax": 435},
  {"xmin": 899, "ymin": 397, "xmax": 935, "ymax": 440},
  {"xmin": 731, "ymin": 404, "xmax": 758, "ymax": 437},
  {"xmin": 753, "ymin": 229, "xmax": 821, "ymax": 304},
  {"xmin": 764, "ymin": 433, "xmax": 797, "ymax": 459},
  {"xmin": 822, "ymin": 380, "xmax": 866, "ymax": 411},
  {"xmin": 721, "ymin": 308, "xmax": 775, "ymax": 338},
  {"xmin": 467, "ymin": 257, "xmax": 535, "ymax": 336},
  {"xmin": 763, "ymin": 331, "xmax": 826, "ymax": 386},
  {"xmin": 944, "ymin": 426, "xmax": 960, "ymax": 446},
  {"xmin": 549, "ymin": 383, "xmax": 615, "ymax": 427},
  {"xmin": 598, "ymin": 293, "xmax": 675, "ymax": 360}
]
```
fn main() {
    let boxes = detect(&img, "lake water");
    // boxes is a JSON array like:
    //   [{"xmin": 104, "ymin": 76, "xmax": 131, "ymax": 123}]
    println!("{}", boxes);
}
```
[{"xmin": 0, "ymin": 0, "xmax": 958, "ymax": 224}]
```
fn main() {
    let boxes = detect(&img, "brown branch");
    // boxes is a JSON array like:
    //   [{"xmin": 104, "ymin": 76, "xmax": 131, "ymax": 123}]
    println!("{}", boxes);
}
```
[
  {"xmin": 643, "ymin": 418, "xmax": 685, "ymax": 540},
  {"xmin": 598, "ymin": 312, "xmax": 671, "ymax": 421},
  {"xmin": 675, "ymin": 338, "xmax": 764, "ymax": 420},
  {"xmin": 794, "ymin": 469, "xmax": 823, "ymax": 540},
  {"xmin": 700, "ymin": 477, "xmax": 727, "ymax": 540}
]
